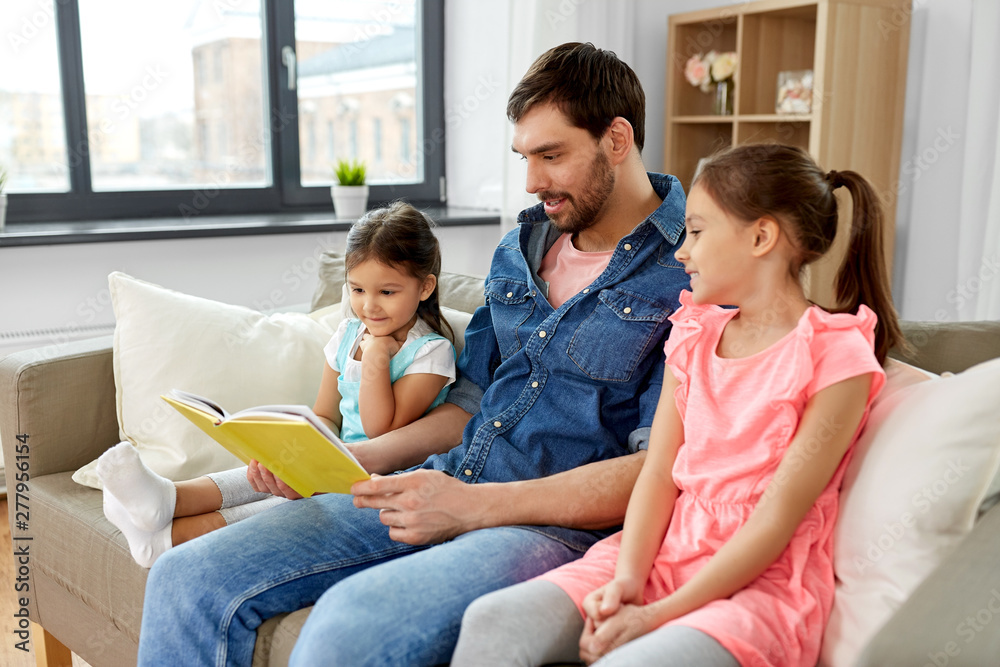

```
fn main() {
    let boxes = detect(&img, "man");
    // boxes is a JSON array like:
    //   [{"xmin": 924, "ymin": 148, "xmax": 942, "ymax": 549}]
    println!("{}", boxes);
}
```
[{"xmin": 138, "ymin": 42, "xmax": 689, "ymax": 666}]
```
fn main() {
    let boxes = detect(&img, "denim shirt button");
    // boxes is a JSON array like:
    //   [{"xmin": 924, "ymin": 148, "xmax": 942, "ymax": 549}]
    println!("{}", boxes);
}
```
[
  {"xmin": 623, "ymin": 307, "xmax": 632, "ymax": 314},
  {"xmin": 463, "ymin": 469, "xmax": 473, "ymax": 476},
  {"xmin": 493, "ymin": 421, "xmax": 502, "ymax": 428},
  {"xmin": 538, "ymin": 331, "xmax": 546, "ymax": 338},
  {"xmin": 506, "ymin": 292, "xmax": 513, "ymax": 298},
  {"xmin": 583, "ymin": 288, "xmax": 590, "ymax": 293},
  {"xmin": 531, "ymin": 381, "xmax": 539, "ymax": 388},
  {"xmin": 624, "ymin": 243, "xmax": 633, "ymax": 251}
]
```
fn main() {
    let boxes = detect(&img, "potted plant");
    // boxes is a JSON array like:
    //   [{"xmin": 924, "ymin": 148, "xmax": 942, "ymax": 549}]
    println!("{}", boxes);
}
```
[
  {"xmin": 331, "ymin": 159, "xmax": 369, "ymax": 220},
  {"xmin": 0, "ymin": 166, "xmax": 7, "ymax": 233}
]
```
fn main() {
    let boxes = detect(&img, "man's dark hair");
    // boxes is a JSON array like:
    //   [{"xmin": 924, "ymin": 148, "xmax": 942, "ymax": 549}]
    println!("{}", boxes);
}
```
[{"xmin": 507, "ymin": 42, "xmax": 646, "ymax": 152}]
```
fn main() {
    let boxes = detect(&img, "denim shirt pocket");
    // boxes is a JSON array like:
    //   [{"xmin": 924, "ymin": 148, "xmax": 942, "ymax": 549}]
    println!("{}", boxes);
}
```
[
  {"xmin": 485, "ymin": 277, "xmax": 535, "ymax": 360},
  {"xmin": 568, "ymin": 287, "xmax": 670, "ymax": 382}
]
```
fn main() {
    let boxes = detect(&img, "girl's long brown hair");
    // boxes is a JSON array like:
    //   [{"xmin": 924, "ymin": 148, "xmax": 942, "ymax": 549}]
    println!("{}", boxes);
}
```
[
  {"xmin": 694, "ymin": 143, "xmax": 903, "ymax": 363},
  {"xmin": 345, "ymin": 201, "xmax": 454, "ymax": 343}
]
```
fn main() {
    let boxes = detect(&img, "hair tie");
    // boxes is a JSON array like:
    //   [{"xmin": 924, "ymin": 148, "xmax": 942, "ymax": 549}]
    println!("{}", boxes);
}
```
[{"xmin": 826, "ymin": 170, "xmax": 843, "ymax": 189}]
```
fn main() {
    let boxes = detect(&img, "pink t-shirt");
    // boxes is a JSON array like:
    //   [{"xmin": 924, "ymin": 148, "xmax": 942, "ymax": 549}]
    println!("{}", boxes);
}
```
[
  {"xmin": 539, "ymin": 290, "xmax": 886, "ymax": 667},
  {"xmin": 538, "ymin": 233, "xmax": 613, "ymax": 309}
]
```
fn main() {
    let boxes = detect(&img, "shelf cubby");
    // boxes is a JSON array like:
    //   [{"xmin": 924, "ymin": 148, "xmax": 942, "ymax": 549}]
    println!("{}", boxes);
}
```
[{"xmin": 663, "ymin": 0, "xmax": 911, "ymax": 307}]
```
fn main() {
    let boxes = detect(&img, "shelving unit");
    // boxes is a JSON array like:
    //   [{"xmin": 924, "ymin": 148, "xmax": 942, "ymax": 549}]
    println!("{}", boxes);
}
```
[{"xmin": 663, "ymin": 0, "xmax": 910, "ymax": 307}]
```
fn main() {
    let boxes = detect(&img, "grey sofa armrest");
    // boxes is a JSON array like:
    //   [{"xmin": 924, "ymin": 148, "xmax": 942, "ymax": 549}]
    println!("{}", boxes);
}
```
[
  {"xmin": 856, "ymin": 502, "xmax": 1000, "ymax": 666},
  {"xmin": 0, "ymin": 335, "xmax": 119, "ymax": 482}
]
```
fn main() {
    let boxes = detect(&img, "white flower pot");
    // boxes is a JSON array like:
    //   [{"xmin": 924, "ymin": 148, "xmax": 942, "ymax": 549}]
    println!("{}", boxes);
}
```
[
  {"xmin": 0, "ymin": 193, "xmax": 7, "ymax": 233},
  {"xmin": 330, "ymin": 184, "xmax": 369, "ymax": 220}
]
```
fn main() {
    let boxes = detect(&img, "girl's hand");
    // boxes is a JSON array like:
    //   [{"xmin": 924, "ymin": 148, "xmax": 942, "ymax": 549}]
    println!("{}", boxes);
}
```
[
  {"xmin": 358, "ymin": 333, "xmax": 402, "ymax": 358},
  {"xmin": 579, "ymin": 602, "xmax": 658, "ymax": 664},
  {"xmin": 246, "ymin": 459, "xmax": 303, "ymax": 500},
  {"xmin": 582, "ymin": 577, "xmax": 642, "ymax": 624}
]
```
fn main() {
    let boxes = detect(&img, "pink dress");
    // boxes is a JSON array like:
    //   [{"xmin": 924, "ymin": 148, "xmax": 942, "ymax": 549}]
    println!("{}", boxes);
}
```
[{"xmin": 539, "ymin": 291, "xmax": 886, "ymax": 666}]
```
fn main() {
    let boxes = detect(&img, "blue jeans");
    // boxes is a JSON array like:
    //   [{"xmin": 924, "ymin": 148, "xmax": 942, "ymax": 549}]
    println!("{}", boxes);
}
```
[{"xmin": 138, "ymin": 493, "xmax": 581, "ymax": 666}]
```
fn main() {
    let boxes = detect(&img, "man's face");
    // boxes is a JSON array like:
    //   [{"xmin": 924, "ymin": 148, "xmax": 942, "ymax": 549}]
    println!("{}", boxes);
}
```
[{"xmin": 511, "ymin": 103, "xmax": 615, "ymax": 234}]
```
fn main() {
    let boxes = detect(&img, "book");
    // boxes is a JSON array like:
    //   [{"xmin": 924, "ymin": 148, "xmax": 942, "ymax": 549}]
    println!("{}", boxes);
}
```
[{"xmin": 161, "ymin": 389, "xmax": 370, "ymax": 498}]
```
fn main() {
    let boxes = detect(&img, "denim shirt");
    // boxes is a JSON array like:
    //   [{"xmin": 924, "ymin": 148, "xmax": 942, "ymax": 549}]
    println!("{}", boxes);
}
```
[{"xmin": 421, "ymin": 172, "xmax": 689, "ymax": 551}]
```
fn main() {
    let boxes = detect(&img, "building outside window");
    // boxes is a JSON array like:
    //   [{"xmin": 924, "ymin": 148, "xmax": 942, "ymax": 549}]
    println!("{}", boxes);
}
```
[{"xmin": 0, "ymin": 0, "xmax": 444, "ymax": 223}]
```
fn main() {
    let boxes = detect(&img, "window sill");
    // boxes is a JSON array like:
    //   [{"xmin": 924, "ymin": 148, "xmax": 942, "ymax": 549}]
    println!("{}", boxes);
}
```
[{"xmin": 0, "ymin": 206, "xmax": 500, "ymax": 247}]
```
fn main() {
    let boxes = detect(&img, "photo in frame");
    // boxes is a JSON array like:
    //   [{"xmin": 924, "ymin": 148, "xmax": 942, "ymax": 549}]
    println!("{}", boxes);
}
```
[{"xmin": 776, "ymin": 70, "xmax": 813, "ymax": 114}]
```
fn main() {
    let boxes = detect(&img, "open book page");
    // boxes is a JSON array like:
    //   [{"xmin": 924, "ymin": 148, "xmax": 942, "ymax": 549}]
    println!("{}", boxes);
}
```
[
  {"xmin": 161, "ymin": 389, "xmax": 369, "ymax": 496},
  {"xmin": 228, "ymin": 404, "xmax": 364, "ymax": 471},
  {"xmin": 164, "ymin": 389, "xmax": 230, "ymax": 421}
]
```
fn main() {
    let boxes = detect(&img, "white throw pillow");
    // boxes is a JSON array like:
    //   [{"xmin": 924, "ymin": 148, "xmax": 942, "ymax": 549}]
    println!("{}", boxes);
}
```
[
  {"xmin": 820, "ymin": 358, "xmax": 1000, "ymax": 666},
  {"xmin": 73, "ymin": 272, "xmax": 343, "ymax": 489}
]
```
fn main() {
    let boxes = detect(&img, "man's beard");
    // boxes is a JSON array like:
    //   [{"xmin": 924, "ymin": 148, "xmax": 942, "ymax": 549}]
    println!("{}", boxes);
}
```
[{"xmin": 540, "ymin": 148, "xmax": 615, "ymax": 235}]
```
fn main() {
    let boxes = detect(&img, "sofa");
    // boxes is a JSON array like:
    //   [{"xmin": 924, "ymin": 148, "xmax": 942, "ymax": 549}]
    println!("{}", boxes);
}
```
[{"xmin": 3, "ymin": 260, "xmax": 1000, "ymax": 667}]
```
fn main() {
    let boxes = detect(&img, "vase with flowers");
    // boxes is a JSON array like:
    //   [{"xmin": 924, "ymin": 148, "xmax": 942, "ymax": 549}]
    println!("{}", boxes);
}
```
[{"xmin": 684, "ymin": 50, "xmax": 738, "ymax": 115}]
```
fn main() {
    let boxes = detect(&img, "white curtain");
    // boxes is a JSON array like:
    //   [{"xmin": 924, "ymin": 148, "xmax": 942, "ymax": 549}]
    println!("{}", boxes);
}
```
[
  {"xmin": 500, "ymin": 0, "xmax": 637, "ymax": 231},
  {"xmin": 956, "ymin": 0, "xmax": 1000, "ymax": 320}
]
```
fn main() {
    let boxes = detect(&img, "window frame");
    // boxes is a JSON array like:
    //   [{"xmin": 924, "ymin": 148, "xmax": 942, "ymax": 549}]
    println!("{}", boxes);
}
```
[{"xmin": 5, "ymin": 0, "xmax": 445, "ymax": 225}]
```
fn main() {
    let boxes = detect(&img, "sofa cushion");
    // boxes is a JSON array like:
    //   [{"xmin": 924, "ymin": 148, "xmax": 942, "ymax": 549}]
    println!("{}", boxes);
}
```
[
  {"xmin": 73, "ymin": 273, "xmax": 343, "ymax": 489},
  {"xmin": 820, "ymin": 357, "xmax": 1000, "ymax": 667}
]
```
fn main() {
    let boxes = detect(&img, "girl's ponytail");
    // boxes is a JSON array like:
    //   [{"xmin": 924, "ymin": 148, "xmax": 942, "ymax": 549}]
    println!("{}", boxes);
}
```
[
  {"xmin": 830, "ymin": 170, "xmax": 904, "ymax": 363},
  {"xmin": 417, "ymin": 287, "xmax": 454, "ymax": 344}
]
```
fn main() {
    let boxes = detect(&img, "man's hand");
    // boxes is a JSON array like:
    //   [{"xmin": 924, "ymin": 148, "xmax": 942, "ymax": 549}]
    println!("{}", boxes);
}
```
[
  {"xmin": 351, "ymin": 469, "xmax": 479, "ymax": 545},
  {"xmin": 578, "ymin": 602, "xmax": 657, "ymax": 664},
  {"xmin": 246, "ymin": 460, "xmax": 304, "ymax": 500}
]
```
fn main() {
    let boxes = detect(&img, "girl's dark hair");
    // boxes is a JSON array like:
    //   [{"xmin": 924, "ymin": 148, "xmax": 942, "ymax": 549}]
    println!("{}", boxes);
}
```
[
  {"xmin": 693, "ymin": 143, "xmax": 902, "ymax": 363},
  {"xmin": 345, "ymin": 201, "xmax": 454, "ymax": 343},
  {"xmin": 507, "ymin": 41, "xmax": 646, "ymax": 152}
]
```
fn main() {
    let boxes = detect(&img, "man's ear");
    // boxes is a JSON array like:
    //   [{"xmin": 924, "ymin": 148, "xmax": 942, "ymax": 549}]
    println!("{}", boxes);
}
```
[
  {"xmin": 750, "ymin": 216, "xmax": 781, "ymax": 257},
  {"xmin": 605, "ymin": 117, "xmax": 634, "ymax": 165},
  {"xmin": 420, "ymin": 273, "xmax": 437, "ymax": 301}
]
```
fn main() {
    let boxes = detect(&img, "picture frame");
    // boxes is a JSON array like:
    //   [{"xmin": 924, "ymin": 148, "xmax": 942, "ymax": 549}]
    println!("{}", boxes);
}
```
[{"xmin": 776, "ymin": 70, "xmax": 813, "ymax": 115}]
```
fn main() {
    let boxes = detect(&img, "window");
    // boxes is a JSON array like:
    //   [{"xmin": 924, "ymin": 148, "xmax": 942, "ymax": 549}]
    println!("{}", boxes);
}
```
[{"xmin": 0, "ymin": 0, "xmax": 444, "ymax": 224}]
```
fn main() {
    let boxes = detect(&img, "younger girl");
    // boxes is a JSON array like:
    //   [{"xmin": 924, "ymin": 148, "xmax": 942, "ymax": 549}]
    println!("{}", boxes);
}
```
[
  {"xmin": 452, "ymin": 144, "xmax": 901, "ymax": 666},
  {"xmin": 98, "ymin": 201, "xmax": 457, "ymax": 568}
]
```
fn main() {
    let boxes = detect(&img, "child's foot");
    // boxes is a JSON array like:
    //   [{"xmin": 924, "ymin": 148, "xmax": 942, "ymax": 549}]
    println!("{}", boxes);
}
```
[
  {"xmin": 96, "ymin": 441, "xmax": 176, "ymax": 533},
  {"xmin": 103, "ymin": 491, "xmax": 172, "ymax": 568}
]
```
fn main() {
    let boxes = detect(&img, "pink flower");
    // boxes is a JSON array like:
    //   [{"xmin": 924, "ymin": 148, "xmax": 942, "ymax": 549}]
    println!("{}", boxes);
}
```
[{"xmin": 685, "ymin": 55, "xmax": 709, "ymax": 88}]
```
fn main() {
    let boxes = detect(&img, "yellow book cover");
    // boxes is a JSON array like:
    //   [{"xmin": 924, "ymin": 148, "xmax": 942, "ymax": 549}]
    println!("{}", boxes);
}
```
[{"xmin": 162, "ymin": 389, "xmax": 369, "ymax": 498}]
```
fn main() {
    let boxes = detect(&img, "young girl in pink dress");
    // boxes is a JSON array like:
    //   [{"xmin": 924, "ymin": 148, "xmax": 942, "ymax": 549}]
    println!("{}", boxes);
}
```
[{"xmin": 451, "ymin": 143, "xmax": 903, "ymax": 666}]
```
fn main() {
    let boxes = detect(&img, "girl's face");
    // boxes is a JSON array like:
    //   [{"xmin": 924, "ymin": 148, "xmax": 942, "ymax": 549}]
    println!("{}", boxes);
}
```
[
  {"xmin": 347, "ymin": 259, "xmax": 436, "ymax": 342},
  {"xmin": 675, "ymin": 183, "xmax": 757, "ymax": 305}
]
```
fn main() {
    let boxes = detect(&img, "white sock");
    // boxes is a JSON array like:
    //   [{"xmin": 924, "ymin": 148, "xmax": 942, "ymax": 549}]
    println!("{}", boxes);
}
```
[
  {"xmin": 96, "ymin": 441, "xmax": 176, "ymax": 533},
  {"xmin": 218, "ymin": 496, "xmax": 289, "ymax": 525},
  {"xmin": 103, "ymin": 491, "xmax": 172, "ymax": 569}
]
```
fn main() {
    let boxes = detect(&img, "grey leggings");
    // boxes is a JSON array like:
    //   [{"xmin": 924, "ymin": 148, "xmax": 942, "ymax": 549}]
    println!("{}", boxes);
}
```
[{"xmin": 451, "ymin": 580, "xmax": 740, "ymax": 667}]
